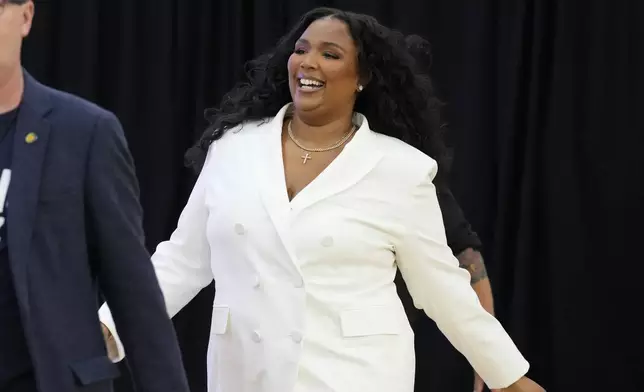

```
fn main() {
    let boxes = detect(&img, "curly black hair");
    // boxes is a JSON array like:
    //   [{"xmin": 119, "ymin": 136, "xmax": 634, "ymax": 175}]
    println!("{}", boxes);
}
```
[{"xmin": 185, "ymin": 7, "xmax": 448, "ymax": 182}]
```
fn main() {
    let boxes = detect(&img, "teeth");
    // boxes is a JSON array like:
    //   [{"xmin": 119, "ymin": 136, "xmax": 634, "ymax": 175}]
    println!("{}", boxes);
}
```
[{"xmin": 299, "ymin": 78, "xmax": 324, "ymax": 87}]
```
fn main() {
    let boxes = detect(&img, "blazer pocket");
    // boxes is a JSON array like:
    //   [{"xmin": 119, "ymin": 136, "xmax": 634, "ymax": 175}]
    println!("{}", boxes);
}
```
[
  {"xmin": 210, "ymin": 305, "xmax": 230, "ymax": 335},
  {"xmin": 69, "ymin": 355, "xmax": 120, "ymax": 386},
  {"xmin": 340, "ymin": 306, "xmax": 402, "ymax": 338}
]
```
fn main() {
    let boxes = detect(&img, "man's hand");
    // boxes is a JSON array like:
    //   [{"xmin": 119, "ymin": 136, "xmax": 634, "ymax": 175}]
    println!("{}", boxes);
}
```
[{"xmin": 101, "ymin": 322, "xmax": 119, "ymax": 361}]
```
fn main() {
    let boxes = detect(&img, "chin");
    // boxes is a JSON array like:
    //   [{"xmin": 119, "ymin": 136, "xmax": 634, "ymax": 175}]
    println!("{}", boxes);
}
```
[{"xmin": 292, "ymin": 98, "xmax": 324, "ymax": 113}]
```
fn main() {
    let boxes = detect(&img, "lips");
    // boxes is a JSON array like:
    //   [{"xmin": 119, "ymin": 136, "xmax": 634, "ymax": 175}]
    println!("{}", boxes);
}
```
[{"xmin": 297, "ymin": 76, "xmax": 325, "ymax": 92}]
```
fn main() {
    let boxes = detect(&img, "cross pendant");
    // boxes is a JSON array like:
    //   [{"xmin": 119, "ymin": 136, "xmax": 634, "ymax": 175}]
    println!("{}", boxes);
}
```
[{"xmin": 301, "ymin": 152, "xmax": 312, "ymax": 164}]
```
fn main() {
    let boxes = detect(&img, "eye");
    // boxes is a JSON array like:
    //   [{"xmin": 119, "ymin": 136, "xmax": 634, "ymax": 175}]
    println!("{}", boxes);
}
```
[
  {"xmin": 322, "ymin": 52, "xmax": 340, "ymax": 59},
  {"xmin": 293, "ymin": 48, "xmax": 307, "ymax": 55}
]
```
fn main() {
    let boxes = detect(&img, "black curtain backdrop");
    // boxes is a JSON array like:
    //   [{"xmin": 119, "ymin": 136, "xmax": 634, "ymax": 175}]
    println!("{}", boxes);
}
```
[{"xmin": 21, "ymin": 1, "xmax": 644, "ymax": 391}]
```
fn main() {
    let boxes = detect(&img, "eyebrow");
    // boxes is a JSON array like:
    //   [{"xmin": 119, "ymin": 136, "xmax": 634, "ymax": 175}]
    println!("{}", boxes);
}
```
[{"xmin": 296, "ymin": 38, "xmax": 346, "ymax": 53}]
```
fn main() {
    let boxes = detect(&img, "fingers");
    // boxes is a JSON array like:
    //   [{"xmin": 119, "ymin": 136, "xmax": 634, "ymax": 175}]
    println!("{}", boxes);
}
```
[
  {"xmin": 473, "ymin": 371, "xmax": 485, "ymax": 392},
  {"xmin": 101, "ymin": 322, "xmax": 119, "ymax": 360}
]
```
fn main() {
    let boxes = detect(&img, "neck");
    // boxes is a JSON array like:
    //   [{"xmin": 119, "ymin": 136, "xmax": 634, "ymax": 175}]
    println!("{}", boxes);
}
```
[
  {"xmin": 0, "ymin": 65, "xmax": 24, "ymax": 114},
  {"xmin": 290, "ymin": 108, "xmax": 355, "ymax": 147}
]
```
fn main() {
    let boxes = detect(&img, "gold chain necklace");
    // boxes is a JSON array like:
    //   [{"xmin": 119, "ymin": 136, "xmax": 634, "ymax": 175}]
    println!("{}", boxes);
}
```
[{"xmin": 287, "ymin": 120, "xmax": 357, "ymax": 164}]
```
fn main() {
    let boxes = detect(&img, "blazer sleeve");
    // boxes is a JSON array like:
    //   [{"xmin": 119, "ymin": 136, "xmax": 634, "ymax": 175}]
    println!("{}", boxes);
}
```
[
  {"xmin": 395, "ymin": 159, "xmax": 529, "ymax": 390},
  {"xmin": 99, "ymin": 139, "xmax": 215, "ymax": 362},
  {"xmin": 86, "ymin": 112, "xmax": 189, "ymax": 391}
]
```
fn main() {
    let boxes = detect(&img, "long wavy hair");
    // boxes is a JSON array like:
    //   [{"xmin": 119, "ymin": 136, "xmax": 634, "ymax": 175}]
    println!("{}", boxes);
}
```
[{"xmin": 185, "ymin": 7, "xmax": 448, "ymax": 183}]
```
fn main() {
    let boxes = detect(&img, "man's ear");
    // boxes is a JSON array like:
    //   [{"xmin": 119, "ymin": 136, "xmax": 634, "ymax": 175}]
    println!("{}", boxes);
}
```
[{"xmin": 20, "ymin": 1, "xmax": 35, "ymax": 38}]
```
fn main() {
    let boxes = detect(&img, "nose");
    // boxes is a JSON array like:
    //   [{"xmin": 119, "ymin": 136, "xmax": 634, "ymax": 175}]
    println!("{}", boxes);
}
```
[{"xmin": 299, "ymin": 52, "xmax": 318, "ymax": 70}]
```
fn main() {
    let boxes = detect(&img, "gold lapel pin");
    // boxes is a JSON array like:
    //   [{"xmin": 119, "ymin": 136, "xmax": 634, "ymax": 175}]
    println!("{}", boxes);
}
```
[{"xmin": 25, "ymin": 132, "xmax": 38, "ymax": 144}]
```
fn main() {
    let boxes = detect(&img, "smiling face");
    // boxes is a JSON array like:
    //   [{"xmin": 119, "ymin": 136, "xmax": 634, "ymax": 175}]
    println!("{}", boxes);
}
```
[{"xmin": 287, "ymin": 17, "xmax": 361, "ymax": 118}]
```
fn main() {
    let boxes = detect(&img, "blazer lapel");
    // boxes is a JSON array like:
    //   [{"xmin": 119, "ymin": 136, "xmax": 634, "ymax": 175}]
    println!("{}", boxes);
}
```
[
  {"xmin": 251, "ymin": 105, "xmax": 301, "ymax": 270},
  {"xmin": 7, "ymin": 72, "xmax": 53, "ymax": 307},
  {"xmin": 250, "ymin": 105, "xmax": 384, "ymax": 270},
  {"xmin": 289, "ymin": 112, "xmax": 384, "ymax": 212}
]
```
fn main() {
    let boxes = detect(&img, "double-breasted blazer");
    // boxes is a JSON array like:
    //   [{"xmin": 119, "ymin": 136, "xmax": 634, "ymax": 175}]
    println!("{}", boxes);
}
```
[{"xmin": 101, "ymin": 104, "xmax": 528, "ymax": 392}]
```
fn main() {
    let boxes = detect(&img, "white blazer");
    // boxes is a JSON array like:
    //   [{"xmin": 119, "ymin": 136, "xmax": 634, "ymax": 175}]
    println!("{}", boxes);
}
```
[{"xmin": 99, "ymin": 104, "xmax": 529, "ymax": 392}]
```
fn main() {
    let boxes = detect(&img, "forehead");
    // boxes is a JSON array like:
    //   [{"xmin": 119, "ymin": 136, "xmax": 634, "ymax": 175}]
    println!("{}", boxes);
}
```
[
  {"xmin": 299, "ymin": 17, "xmax": 354, "ymax": 48},
  {"xmin": 1, "ymin": 0, "xmax": 22, "ymax": 16}
]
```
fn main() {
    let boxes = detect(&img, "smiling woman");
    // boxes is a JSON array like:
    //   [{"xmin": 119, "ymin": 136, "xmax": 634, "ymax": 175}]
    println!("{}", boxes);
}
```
[
  {"xmin": 288, "ymin": 19, "xmax": 360, "ymax": 113},
  {"xmin": 100, "ymin": 6, "xmax": 544, "ymax": 392},
  {"xmin": 185, "ymin": 7, "xmax": 448, "ymax": 179}
]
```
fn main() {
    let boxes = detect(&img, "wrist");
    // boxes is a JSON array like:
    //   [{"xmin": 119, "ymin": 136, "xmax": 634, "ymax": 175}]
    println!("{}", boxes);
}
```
[
  {"xmin": 101, "ymin": 322, "xmax": 112, "ymax": 338},
  {"xmin": 503, "ymin": 376, "xmax": 545, "ymax": 392}
]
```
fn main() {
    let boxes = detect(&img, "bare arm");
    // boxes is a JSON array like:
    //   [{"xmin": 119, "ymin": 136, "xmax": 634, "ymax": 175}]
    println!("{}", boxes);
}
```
[
  {"xmin": 458, "ymin": 248, "xmax": 494, "ymax": 315},
  {"xmin": 458, "ymin": 248, "xmax": 499, "ymax": 391},
  {"xmin": 434, "ymin": 184, "xmax": 493, "ymax": 313}
]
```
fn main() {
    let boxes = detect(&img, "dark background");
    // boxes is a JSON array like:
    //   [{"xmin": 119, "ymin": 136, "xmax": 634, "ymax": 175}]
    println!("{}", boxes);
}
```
[{"xmin": 22, "ymin": 0, "xmax": 644, "ymax": 391}]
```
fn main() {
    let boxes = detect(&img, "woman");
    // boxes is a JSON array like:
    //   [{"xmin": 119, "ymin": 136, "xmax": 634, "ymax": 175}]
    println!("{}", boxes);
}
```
[{"xmin": 100, "ymin": 7, "xmax": 544, "ymax": 392}]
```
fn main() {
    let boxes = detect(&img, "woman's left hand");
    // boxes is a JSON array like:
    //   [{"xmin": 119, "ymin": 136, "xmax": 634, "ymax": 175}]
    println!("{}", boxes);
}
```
[
  {"xmin": 474, "ymin": 371, "xmax": 501, "ymax": 392},
  {"xmin": 502, "ymin": 376, "xmax": 545, "ymax": 392}
]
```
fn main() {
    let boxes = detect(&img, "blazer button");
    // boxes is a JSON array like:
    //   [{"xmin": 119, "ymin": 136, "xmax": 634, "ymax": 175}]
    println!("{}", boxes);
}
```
[
  {"xmin": 252, "ymin": 276, "xmax": 261, "ymax": 288},
  {"xmin": 321, "ymin": 236, "xmax": 334, "ymax": 247},
  {"xmin": 294, "ymin": 277, "xmax": 304, "ymax": 288},
  {"xmin": 234, "ymin": 223, "xmax": 246, "ymax": 235},
  {"xmin": 252, "ymin": 330, "xmax": 262, "ymax": 343},
  {"xmin": 290, "ymin": 331, "xmax": 303, "ymax": 344}
]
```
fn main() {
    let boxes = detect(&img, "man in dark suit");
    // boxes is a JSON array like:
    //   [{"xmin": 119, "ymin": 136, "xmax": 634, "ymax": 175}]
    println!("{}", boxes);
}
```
[{"xmin": 0, "ymin": 1, "xmax": 191, "ymax": 391}]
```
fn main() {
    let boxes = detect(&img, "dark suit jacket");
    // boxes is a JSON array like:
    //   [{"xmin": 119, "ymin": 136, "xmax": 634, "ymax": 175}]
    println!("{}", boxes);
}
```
[{"xmin": 6, "ymin": 71, "xmax": 190, "ymax": 392}]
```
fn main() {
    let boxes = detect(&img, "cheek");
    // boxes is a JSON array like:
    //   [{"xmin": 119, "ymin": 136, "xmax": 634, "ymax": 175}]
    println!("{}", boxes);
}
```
[
  {"xmin": 325, "ymin": 64, "xmax": 359, "ymax": 94},
  {"xmin": 287, "ymin": 54, "xmax": 299, "ymax": 75},
  {"xmin": 287, "ymin": 55, "xmax": 297, "ymax": 92}
]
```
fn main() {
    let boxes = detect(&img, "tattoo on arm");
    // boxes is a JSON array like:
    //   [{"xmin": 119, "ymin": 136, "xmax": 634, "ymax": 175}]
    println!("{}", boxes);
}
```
[{"xmin": 457, "ymin": 248, "xmax": 488, "ymax": 284}]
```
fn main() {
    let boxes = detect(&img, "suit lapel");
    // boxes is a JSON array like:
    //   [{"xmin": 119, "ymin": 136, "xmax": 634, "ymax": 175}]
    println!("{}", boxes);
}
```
[
  {"xmin": 251, "ymin": 105, "xmax": 384, "ymax": 269},
  {"xmin": 251, "ymin": 105, "xmax": 300, "ymax": 270},
  {"xmin": 290, "ymin": 113, "xmax": 384, "ymax": 212},
  {"xmin": 7, "ymin": 72, "xmax": 52, "ymax": 307}
]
